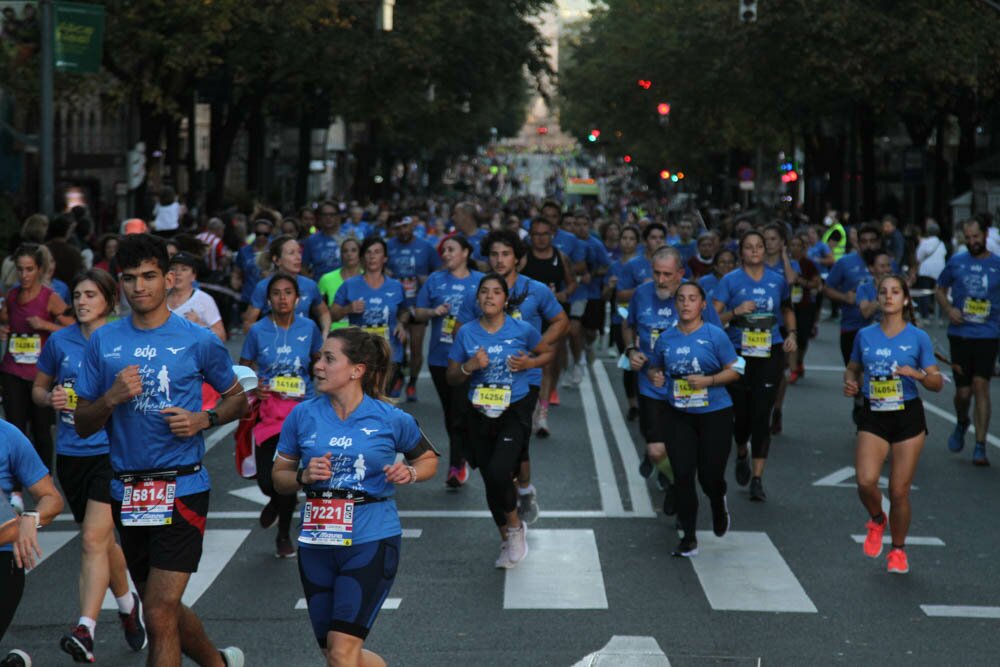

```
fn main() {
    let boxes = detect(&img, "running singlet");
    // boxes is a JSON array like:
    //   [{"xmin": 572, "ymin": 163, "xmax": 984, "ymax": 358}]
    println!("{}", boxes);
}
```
[
  {"xmin": 250, "ymin": 274, "xmax": 322, "ymax": 320},
  {"xmin": 851, "ymin": 323, "xmax": 935, "ymax": 410},
  {"xmin": 713, "ymin": 267, "xmax": 789, "ymax": 356},
  {"xmin": 0, "ymin": 420, "xmax": 49, "ymax": 553},
  {"xmin": 386, "ymin": 237, "xmax": 441, "ymax": 303},
  {"xmin": 521, "ymin": 249, "xmax": 566, "ymax": 296},
  {"xmin": 449, "ymin": 317, "xmax": 541, "ymax": 418},
  {"xmin": 619, "ymin": 255, "xmax": 653, "ymax": 291},
  {"xmin": 652, "ymin": 322, "xmax": 736, "ymax": 413},
  {"xmin": 333, "ymin": 275, "xmax": 406, "ymax": 363},
  {"xmin": 826, "ymin": 253, "xmax": 873, "ymax": 332},
  {"xmin": 36, "ymin": 324, "xmax": 110, "ymax": 456},
  {"xmin": 936, "ymin": 252, "xmax": 1000, "ymax": 339},
  {"xmin": 75, "ymin": 314, "xmax": 237, "ymax": 500},
  {"xmin": 627, "ymin": 281, "xmax": 723, "ymax": 400},
  {"xmin": 415, "ymin": 269, "xmax": 483, "ymax": 367},
  {"xmin": 277, "ymin": 395, "xmax": 422, "ymax": 546},
  {"xmin": 301, "ymin": 232, "xmax": 344, "ymax": 278},
  {"xmin": 0, "ymin": 284, "xmax": 54, "ymax": 379},
  {"xmin": 241, "ymin": 316, "xmax": 323, "ymax": 399}
]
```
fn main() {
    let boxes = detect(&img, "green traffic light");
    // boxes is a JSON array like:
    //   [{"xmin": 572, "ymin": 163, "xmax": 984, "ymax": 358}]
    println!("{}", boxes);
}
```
[{"xmin": 588, "ymin": 135, "xmax": 597, "ymax": 142}]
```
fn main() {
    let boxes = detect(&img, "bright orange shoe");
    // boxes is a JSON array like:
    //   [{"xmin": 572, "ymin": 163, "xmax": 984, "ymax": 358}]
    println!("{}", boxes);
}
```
[
  {"xmin": 887, "ymin": 548, "xmax": 909, "ymax": 574},
  {"xmin": 863, "ymin": 515, "xmax": 887, "ymax": 558},
  {"xmin": 548, "ymin": 389, "xmax": 560, "ymax": 406}
]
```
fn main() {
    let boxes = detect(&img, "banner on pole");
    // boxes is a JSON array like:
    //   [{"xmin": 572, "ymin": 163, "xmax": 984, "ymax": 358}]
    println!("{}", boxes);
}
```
[{"xmin": 53, "ymin": 1, "xmax": 103, "ymax": 73}]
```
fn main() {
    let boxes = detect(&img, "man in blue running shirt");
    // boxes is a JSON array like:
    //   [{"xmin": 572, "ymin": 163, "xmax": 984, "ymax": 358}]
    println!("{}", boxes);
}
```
[{"xmin": 75, "ymin": 234, "xmax": 248, "ymax": 667}]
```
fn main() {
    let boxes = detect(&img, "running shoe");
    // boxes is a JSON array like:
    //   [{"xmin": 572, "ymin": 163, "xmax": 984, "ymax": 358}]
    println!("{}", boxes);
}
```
[
  {"xmin": 517, "ymin": 489, "xmax": 539, "ymax": 525},
  {"xmin": 711, "ymin": 496, "xmax": 730, "ymax": 537},
  {"xmin": 220, "ymin": 647, "xmax": 245, "ymax": 667},
  {"xmin": 627, "ymin": 406, "xmax": 639, "ymax": 422},
  {"xmin": 671, "ymin": 536, "xmax": 698, "ymax": 558},
  {"xmin": 948, "ymin": 422, "xmax": 968, "ymax": 453},
  {"xmin": 887, "ymin": 548, "xmax": 909, "ymax": 574},
  {"xmin": 455, "ymin": 463, "xmax": 470, "ymax": 485},
  {"xmin": 770, "ymin": 409, "xmax": 782, "ymax": 435},
  {"xmin": 639, "ymin": 455, "xmax": 653, "ymax": 479},
  {"xmin": 405, "ymin": 385, "xmax": 417, "ymax": 402},
  {"xmin": 973, "ymin": 442, "xmax": 990, "ymax": 467},
  {"xmin": 275, "ymin": 536, "xmax": 296, "ymax": 559},
  {"xmin": 494, "ymin": 538, "xmax": 511, "ymax": 569},
  {"xmin": 60, "ymin": 625, "xmax": 95, "ymax": 663},
  {"xmin": 734, "ymin": 453, "xmax": 751, "ymax": 487},
  {"xmin": 536, "ymin": 405, "xmax": 550, "ymax": 438},
  {"xmin": 445, "ymin": 466, "xmax": 461, "ymax": 488},
  {"xmin": 505, "ymin": 522, "xmax": 528, "ymax": 566},
  {"xmin": 654, "ymin": 471, "xmax": 668, "ymax": 491},
  {"xmin": 8, "ymin": 492, "xmax": 23, "ymax": 515},
  {"xmin": 863, "ymin": 514, "xmax": 887, "ymax": 558},
  {"xmin": 0, "ymin": 650, "xmax": 31, "ymax": 667},
  {"xmin": 788, "ymin": 369, "xmax": 801, "ymax": 384},
  {"xmin": 258, "ymin": 500, "xmax": 278, "ymax": 529},
  {"xmin": 561, "ymin": 368, "xmax": 575, "ymax": 388},
  {"xmin": 571, "ymin": 363, "xmax": 584, "ymax": 386},
  {"xmin": 389, "ymin": 376, "xmax": 404, "ymax": 399},
  {"xmin": 662, "ymin": 483, "xmax": 677, "ymax": 516},
  {"xmin": 118, "ymin": 592, "xmax": 147, "ymax": 651},
  {"xmin": 749, "ymin": 477, "xmax": 766, "ymax": 502},
  {"xmin": 549, "ymin": 389, "xmax": 560, "ymax": 406}
]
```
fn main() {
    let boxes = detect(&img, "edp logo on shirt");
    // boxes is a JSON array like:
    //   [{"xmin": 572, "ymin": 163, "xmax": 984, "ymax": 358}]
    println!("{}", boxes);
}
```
[{"xmin": 134, "ymin": 345, "xmax": 157, "ymax": 360}]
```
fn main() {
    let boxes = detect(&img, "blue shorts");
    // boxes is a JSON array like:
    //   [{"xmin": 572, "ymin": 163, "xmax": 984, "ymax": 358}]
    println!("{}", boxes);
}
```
[{"xmin": 297, "ymin": 535, "xmax": 401, "ymax": 645}]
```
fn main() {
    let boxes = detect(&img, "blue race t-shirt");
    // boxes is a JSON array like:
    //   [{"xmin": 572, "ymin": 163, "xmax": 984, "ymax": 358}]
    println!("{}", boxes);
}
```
[
  {"xmin": 699, "ymin": 273, "xmax": 720, "ymax": 300},
  {"xmin": 240, "ymin": 315, "xmax": 323, "ymax": 399},
  {"xmin": 713, "ymin": 267, "xmax": 790, "ymax": 351},
  {"xmin": 608, "ymin": 259, "xmax": 631, "ymax": 324},
  {"xmin": 581, "ymin": 236, "xmax": 611, "ymax": 300},
  {"xmin": 673, "ymin": 239, "xmax": 697, "ymax": 265},
  {"xmin": 626, "ymin": 281, "xmax": 723, "ymax": 399},
  {"xmin": 235, "ymin": 244, "xmax": 265, "ymax": 303},
  {"xmin": 277, "ymin": 395, "xmax": 422, "ymax": 546},
  {"xmin": 250, "ymin": 274, "xmax": 322, "ymax": 321},
  {"xmin": 449, "ymin": 316, "xmax": 542, "ymax": 412},
  {"xmin": 653, "ymin": 322, "xmax": 736, "ymax": 414},
  {"xmin": 855, "ymin": 280, "xmax": 880, "ymax": 324},
  {"xmin": 763, "ymin": 258, "xmax": 802, "ymax": 285},
  {"xmin": 301, "ymin": 231, "xmax": 344, "ymax": 278},
  {"xmin": 554, "ymin": 229, "xmax": 584, "ymax": 268},
  {"xmin": 808, "ymin": 241, "xmax": 832, "ymax": 277},
  {"xmin": 386, "ymin": 237, "xmax": 441, "ymax": 303},
  {"xmin": 36, "ymin": 324, "xmax": 110, "ymax": 456},
  {"xmin": 416, "ymin": 269, "xmax": 483, "ymax": 367},
  {"xmin": 0, "ymin": 419, "xmax": 49, "ymax": 553},
  {"xmin": 333, "ymin": 275, "xmax": 406, "ymax": 363},
  {"xmin": 826, "ymin": 253, "xmax": 872, "ymax": 332},
  {"xmin": 75, "ymin": 315, "xmax": 237, "ymax": 500},
  {"xmin": 851, "ymin": 323, "xmax": 936, "ymax": 403},
  {"xmin": 936, "ymin": 252, "xmax": 1000, "ymax": 340},
  {"xmin": 456, "ymin": 228, "xmax": 488, "ymax": 262},
  {"xmin": 619, "ymin": 255, "xmax": 653, "ymax": 291}
]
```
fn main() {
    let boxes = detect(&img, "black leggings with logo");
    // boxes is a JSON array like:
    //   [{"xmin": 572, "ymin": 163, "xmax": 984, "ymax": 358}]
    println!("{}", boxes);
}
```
[{"xmin": 727, "ymin": 346, "xmax": 784, "ymax": 460}]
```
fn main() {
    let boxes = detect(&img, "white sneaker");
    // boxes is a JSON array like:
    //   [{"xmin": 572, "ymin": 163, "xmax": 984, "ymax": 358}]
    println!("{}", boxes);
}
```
[
  {"xmin": 536, "ymin": 406, "xmax": 550, "ymax": 438},
  {"xmin": 560, "ymin": 369, "xmax": 574, "ymax": 388},
  {"xmin": 571, "ymin": 364, "xmax": 583, "ymax": 386},
  {"xmin": 2, "ymin": 650, "xmax": 31, "ymax": 667},
  {"xmin": 494, "ymin": 539, "xmax": 511, "ymax": 569},
  {"xmin": 505, "ymin": 522, "xmax": 528, "ymax": 566},
  {"xmin": 219, "ymin": 647, "xmax": 244, "ymax": 667}
]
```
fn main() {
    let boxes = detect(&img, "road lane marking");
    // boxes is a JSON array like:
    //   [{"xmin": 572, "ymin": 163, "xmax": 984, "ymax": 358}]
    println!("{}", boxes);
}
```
[
  {"xmin": 921, "ymin": 605, "xmax": 1000, "ymax": 619},
  {"xmin": 579, "ymin": 369, "xmax": 626, "ymax": 517},
  {"xmin": 850, "ymin": 535, "xmax": 945, "ymax": 546},
  {"xmin": 27, "ymin": 531, "xmax": 77, "ymax": 572},
  {"xmin": 183, "ymin": 529, "xmax": 250, "ymax": 606},
  {"xmin": 204, "ymin": 421, "xmax": 238, "ymax": 453},
  {"xmin": 571, "ymin": 636, "xmax": 671, "ymax": 667},
  {"xmin": 813, "ymin": 466, "xmax": 888, "ymax": 488},
  {"xmin": 921, "ymin": 401, "xmax": 1000, "ymax": 450},
  {"xmin": 296, "ymin": 597, "xmax": 400, "ymax": 610},
  {"xmin": 591, "ymin": 362, "xmax": 656, "ymax": 517},
  {"xmin": 688, "ymin": 531, "xmax": 817, "ymax": 613},
  {"xmin": 504, "ymin": 529, "xmax": 608, "ymax": 609},
  {"xmin": 54, "ymin": 509, "xmax": 650, "ymax": 521}
]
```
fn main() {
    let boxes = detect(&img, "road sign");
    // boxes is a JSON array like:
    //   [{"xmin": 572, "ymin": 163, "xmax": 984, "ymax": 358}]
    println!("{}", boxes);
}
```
[
  {"xmin": 739, "ymin": 181, "xmax": 755, "ymax": 191},
  {"xmin": 738, "ymin": 166, "xmax": 754, "ymax": 182}
]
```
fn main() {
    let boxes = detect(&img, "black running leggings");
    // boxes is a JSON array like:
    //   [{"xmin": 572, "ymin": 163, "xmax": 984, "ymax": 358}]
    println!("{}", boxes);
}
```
[
  {"xmin": 609, "ymin": 323, "xmax": 637, "ymax": 399},
  {"xmin": 256, "ymin": 435, "xmax": 296, "ymax": 539},
  {"xmin": 468, "ymin": 395, "xmax": 533, "ymax": 526},
  {"xmin": 429, "ymin": 365, "xmax": 470, "ymax": 468},
  {"xmin": 727, "ymin": 346, "xmax": 784, "ymax": 460},
  {"xmin": 0, "ymin": 552, "xmax": 25, "ymax": 641},
  {"xmin": 793, "ymin": 302, "xmax": 817, "ymax": 357},
  {"xmin": 666, "ymin": 406, "xmax": 733, "ymax": 538},
  {"xmin": 1, "ymin": 373, "xmax": 54, "ymax": 488}
]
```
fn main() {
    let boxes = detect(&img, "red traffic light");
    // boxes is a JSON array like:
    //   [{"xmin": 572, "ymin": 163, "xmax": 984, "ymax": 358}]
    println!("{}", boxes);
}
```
[
  {"xmin": 590, "ymin": 129, "xmax": 601, "ymax": 138},
  {"xmin": 623, "ymin": 155, "xmax": 632, "ymax": 163},
  {"xmin": 677, "ymin": 172, "xmax": 685, "ymax": 180},
  {"xmin": 657, "ymin": 102, "xmax": 671, "ymax": 116},
  {"xmin": 781, "ymin": 170, "xmax": 799, "ymax": 183},
  {"xmin": 660, "ymin": 170, "xmax": 670, "ymax": 180},
  {"xmin": 537, "ymin": 126, "xmax": 548, "ymax": 135},
  {"xmin": 637, "ymin": 79, "xmax": 652, "ymax": 89}
]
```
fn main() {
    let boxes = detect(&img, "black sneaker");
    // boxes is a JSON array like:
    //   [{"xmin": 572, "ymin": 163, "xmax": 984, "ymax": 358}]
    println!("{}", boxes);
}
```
[
  {"xmin": 672, "ymin": 536, "xmax": 698, "ymax": 558},
  {"xmin": 259, "ymin": 500, "xmax": 278, "ymax": 529},
  {"xmin": 639, "ymin": 455, "xmax": 653, "ymax": 479},
  {"xmin": 735, "ymin": 453, "xmax": 751, "ymax": 487},
  {"xmin": 118, "ymin": 592, "xmax": 147, "ymax": 651},
  {"xmin": 275, "ymin": 536, "xmax": 297, "ymax": 559},
  {"xmin": 1, "ymin": 650, "xmax": 31, "ymax": 667},
  {"xmin": 711, "ymin": 496, "xmax": 730, "ymax": 537},
  {"xmin": 749, "ymin": 477, "xmax": 767, "ymax": 502},
  {"xmin": 60, "ymin": 625, "xmax": 95, "ymax": 663},
  {"xmin": 661, "ymin": 482, "xmax": 677, "ymax": 516}
]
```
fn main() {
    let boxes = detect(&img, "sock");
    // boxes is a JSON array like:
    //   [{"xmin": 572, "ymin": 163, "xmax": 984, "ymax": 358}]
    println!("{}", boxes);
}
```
[
  {"xmin": 518, "ymin": 484, "xmax": 535, "ymax": 496},
  {"xmin": 891, "ymin": 544, "xmax": 905, "ymax": 550},
  {"xmin": 654, "ymin": 457, "xmax": 674, "ymax": 484},
  {"xmin": 871, "ymin": 513, "xmax": 885, "ymax": 524},
  {"xmin": 957, "ymin": 421, "xmax": 970, "ymax": 431},
  {"xmin": 116, "ymin": 592, "xmax": 135, "ymax": 615},
  {"xmin": 78, "ymin": 616, "xmax": 96, "ymax": 636}
]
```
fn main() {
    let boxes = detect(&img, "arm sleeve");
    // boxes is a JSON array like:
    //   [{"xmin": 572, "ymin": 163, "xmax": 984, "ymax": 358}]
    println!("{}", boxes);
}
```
[
  {"xmin": 936, "ymin": 261, "xmax": 954, "ymax": 289},
  {"xmin": 525, "ymin": 325, "xmax": 542, "ymax": 351},
  {"xmin": 198, "ymin": 292, "xmax": 223, "ymax": 326},
  {"xmin": 309, "ymin": 322, "xmax": 323, "ymax": 354},
  {"xmin": 716, "ymin": 327, "xmax": 738, "ymax": 366},
  {"xmin": 11, "ymin": 427, "xmax": 49, "ymax": 484},
  {"xmin": 448, "ymin": 328, "xmax": 470, "ymax": 364},
  {"xmin": 333, "ymin": 281, "xmax": 350, "ymax": 306},
  {"xmin": 826, "ymin": 261, "xmax": 844, "ymax": 291},
  {"xmin": 714, "ymin": 275, "xmax": 732, "ymax": 308}
]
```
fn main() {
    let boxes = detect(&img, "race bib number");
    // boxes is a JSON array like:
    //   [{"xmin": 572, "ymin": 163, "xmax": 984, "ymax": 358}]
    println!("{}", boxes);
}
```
[
  {"xmin": 60, "ymin": 380, "xmax": 78, "ymax": 426},
  {"xmin": 363, "ymin": 325, "xmax": 389, "ymax": 340},
  {"xmin": 402, "ymin": 277, "xmax": 418, "ymax": 299},
  {"xmin": 672, "ymin": 378, "xmax": 708, "ymax": 409},
  {"xmin": 472, "ymin": 384, "xmax": 511, "ymax": 418},
  {"xmin": 300, "ymin": 497, "xmax": 354, "ymax": 546},
  {"xmin": 570, "ymin": 300, "xmax": 587, "ymax": 318},
  {"xmin": 869, "ymin": 377, "xmax": 904, "ymax": 412},
  {"xmin": 650, "ymin": 328, "xmax": 664, "ymax": 348},
  {"xmin": 963, "ymin": 298, "xmax": 990, "ymax": 324},
  {"xmin": 272, "ymin": 375, "xmax": 305, "ymax": 398},
  {"xmin": 9, "ymin": 334, "xmax": 41, "ymax": 364},
  {"xmin": 121, "ymin": 478, "xmax": 176, "ymax": 526},
  {"xmin": 741, "ymin": 329, "xmax": 772, "ymax": 358},
  {"xmin": 440, "ymin": 315, "xmax": 457, "ymax": 344},
  {"xmin": 791, "ymin": 285, "xmax": 804, "ymax": 305}
]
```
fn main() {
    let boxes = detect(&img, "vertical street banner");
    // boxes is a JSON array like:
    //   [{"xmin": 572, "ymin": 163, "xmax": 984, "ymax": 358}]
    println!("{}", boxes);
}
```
[{"xmin": 53, "ymin": 1, "xmax": 103, "ymax": 73}]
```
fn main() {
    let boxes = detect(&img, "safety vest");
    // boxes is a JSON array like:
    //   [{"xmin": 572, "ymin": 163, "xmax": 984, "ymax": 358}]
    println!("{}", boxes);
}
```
[{"xmin": 822, "ymin": 223, "xmax": 847, "ymax": 261}]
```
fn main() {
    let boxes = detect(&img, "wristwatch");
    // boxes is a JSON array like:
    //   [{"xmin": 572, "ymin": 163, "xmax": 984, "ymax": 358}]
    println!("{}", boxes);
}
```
[
  {"xmin": 296, "ymin": 468, "xmax": 306, "ymax": 486},
  {"xmin": 205, "ymin": 409, "xmax": 220, "ymax": 428},
  {"xmin": 22, "ymin": 511, "xmax": 40, "ymax": 529}
]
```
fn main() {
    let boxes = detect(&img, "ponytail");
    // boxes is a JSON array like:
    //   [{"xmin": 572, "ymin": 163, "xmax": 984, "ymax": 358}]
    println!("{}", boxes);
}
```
[{"xmin": 328, "ymin": 328, "xmax": 393, "ymax": 402}]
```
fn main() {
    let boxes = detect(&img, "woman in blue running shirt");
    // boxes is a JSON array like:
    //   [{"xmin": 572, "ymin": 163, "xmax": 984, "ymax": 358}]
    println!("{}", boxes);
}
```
[
  {"xmin": 414, "ymin": 236, "xmax": 482, "ymax": 488},
  {"xmin": 447, "ymin": 274, "xmax": 553, "ymax": 570},
  {"xmin": 239, "ymin": 272, "xmax": 323, "ymax": 558},
  {"xmin": 243, "ymin": 235, "xmax": 331, "ymax": 334},
  {"xmin": 649, "ymin": 283, "xmax": 741, "ymax": 559},
  {"xmin": 32, "ymin": 269, "xmax": 146, "ymax": 661},
  {"xmin": 271, "ymin": 329, "xmax": 438, "ymax": 665},
  {"xmin": 845, "ymin": 275, "xmax": 942, "ymax": 575},
  {"xmin": 605, "ymin": 225, "xmax": 640, "ymax": 421}
]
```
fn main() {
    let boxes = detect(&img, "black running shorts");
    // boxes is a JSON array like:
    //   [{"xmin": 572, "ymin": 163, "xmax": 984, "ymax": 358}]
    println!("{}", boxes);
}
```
[
  {"xmin": 112, "ymin": 491, "xmax": 209, "ymax": 582},
  {"xmin": 857, "ymin": 398, "xmax": 927, "ymax": 444},
  {"xmin": 948, "ymin": 336, "xmax": 999, "ymax": 387},
  {"xmin": 57, "ymin": 453, "xmax": 114, "ymax": 523}
]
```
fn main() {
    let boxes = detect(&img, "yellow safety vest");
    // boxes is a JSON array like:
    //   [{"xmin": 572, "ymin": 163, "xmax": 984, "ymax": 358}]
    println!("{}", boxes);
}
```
[{"xmin": 822, "ymin": 223, "xmax": 847, "ymax": 261}]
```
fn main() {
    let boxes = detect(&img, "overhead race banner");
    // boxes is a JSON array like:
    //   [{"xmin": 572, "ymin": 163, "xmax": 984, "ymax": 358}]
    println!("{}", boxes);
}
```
[{"xmin": 54, "ymin": 1, "xmax": 103, "ymax": 73}]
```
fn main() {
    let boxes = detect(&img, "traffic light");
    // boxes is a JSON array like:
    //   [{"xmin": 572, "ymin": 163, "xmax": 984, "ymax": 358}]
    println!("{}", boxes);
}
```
[
  {"xmin": 677, "ymin": 172, "xmax": 685, "ymax": 180},
  {"xmin": 637, "ymin": 79, "xmax": 652, "ymax": 90},
  {"xmin": 588, "ymin": 129, "xmax": 600, "ymax": 143},
  {"xmin": 623, "ymin": 155, "xmax": 632, "ymax": 163},
  {"xmin": 657, "ymin": 102, "xmax": 671, "ymax": 116},
  {"xmin": 740, "ymin": 0, "xmax": 757, "ymax": 23},
  {"xmin": 660, "ymin": 170, "xmax": 670, "ymax": 180}
]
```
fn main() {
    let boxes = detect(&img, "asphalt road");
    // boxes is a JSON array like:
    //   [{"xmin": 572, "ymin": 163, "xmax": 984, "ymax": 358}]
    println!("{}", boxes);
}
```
[{"xmin": 4, "ymin": 316, "xmax": 1000, "ymax": 666}]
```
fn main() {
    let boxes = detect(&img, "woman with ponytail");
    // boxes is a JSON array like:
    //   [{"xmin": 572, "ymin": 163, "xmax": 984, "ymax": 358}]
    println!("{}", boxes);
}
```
[{"xmin": 271, "ymin": 327, "xmax": 438, "ymax": 665}]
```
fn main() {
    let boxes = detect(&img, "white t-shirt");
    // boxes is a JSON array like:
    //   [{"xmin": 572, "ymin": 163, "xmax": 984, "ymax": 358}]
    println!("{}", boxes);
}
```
[
  {"xmin": 168, "ymin": 288, "xmax": 222, "ymax": 328},
  {"xmin": 915, "ymin": 236, "xmax": 946, "ymax": 280},
  {"xmin": 153, "ymin": 202, "xmax": 180, "ymax": 232}
]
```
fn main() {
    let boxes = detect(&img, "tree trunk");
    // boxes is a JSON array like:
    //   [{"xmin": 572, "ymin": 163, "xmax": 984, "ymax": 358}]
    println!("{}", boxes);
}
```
[
  {"xmin": 954, "ymin": 105, "xmax": 977, "ymax": 197},
  {"xmin": 246, "ymin": 98, "xmax": 265, "ymax": 195},
  {"xmin": 858, "ymin": 104, "xmax": 877, "ymax": 220},
  {"xmin": 295, "ymin": 110, "xmax": 312, "ymax": 207},
  {"xmin": 932, "ymin": 117, "xmax": 947, "ymax": 228},
  {"xmin": 206, "ymin": 101, "xmax": 247, "ymax": 214}
]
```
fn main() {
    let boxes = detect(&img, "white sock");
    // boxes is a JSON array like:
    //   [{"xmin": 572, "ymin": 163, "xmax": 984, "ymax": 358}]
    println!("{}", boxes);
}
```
[
  {"xmin": 518, "ymin": 484, "xmax": 535, "ymax": 496},
  {"xmin": 78, "ymin": 616, "xmax": 96, "ymax": 637},
  {"xmin": 116, "ymin": 592, "xmax": 135, "ymax": 615}
]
